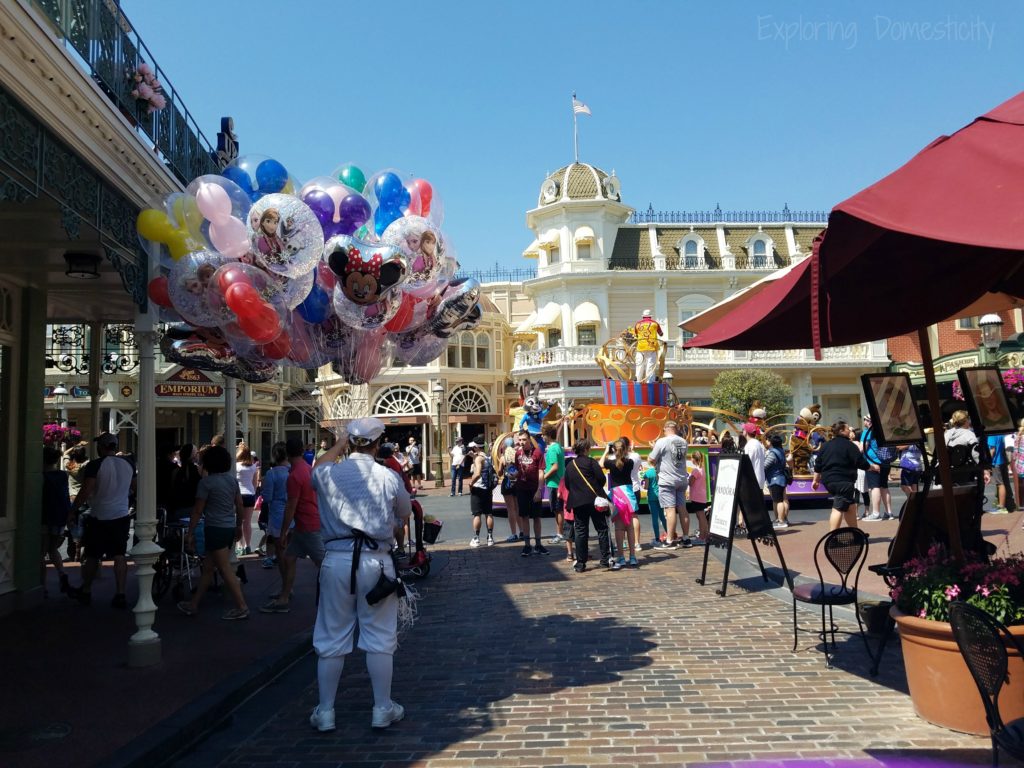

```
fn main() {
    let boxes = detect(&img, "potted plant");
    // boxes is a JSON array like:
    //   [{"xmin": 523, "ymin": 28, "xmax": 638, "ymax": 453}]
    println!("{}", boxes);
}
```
[{"xmin": 890, "ymin": 543, "xmax": 1024, "ymax": 735}]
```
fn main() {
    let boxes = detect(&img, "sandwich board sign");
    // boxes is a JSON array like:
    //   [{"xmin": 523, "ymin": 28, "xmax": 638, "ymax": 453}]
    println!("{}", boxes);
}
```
[{"xmin": 697, "ymin": 453, "xmax": 792, "ymax": 596}]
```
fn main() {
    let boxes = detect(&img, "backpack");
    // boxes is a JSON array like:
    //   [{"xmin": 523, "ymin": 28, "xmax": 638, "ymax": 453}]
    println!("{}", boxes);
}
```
[
  {"xmin": 864, "ymin": 428, "xmax": 896, "ymax": 464},
  {"xmin": 481, "ymin": 456, "xmax": 498, "ymax": 491}
]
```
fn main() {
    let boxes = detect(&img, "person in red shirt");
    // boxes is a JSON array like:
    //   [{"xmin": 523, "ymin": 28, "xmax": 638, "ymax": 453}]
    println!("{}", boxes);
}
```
[
  {"xmin": 378, "ymin": 443, "xmax": 425, "ymax": 557},
  {"xmin": 514, "ymin": 430, "xmax": 549, "ymax": 557},
  {"xmin": 261, "ymin": 437, "xmax": 325, "ymax": 613}
]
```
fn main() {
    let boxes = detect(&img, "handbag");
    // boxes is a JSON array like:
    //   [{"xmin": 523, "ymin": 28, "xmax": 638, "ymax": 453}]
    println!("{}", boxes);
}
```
[
  {"xmin": 899, "ymin": 444, "xmax": 924, "ymax": 472},
  {"xmin": 572, "ymin": 460, "xmax": 609, "ymax": 512}
]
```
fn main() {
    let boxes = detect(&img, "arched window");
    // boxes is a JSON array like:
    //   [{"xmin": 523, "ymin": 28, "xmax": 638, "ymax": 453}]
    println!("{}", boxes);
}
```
[
  {"xmin": 330, "ymin": 394, "xmax": 352, "ymax": 419},
  {"xmin": 684, "ymin": 239, "xmax": 698, "ymax": 267},
  {"xmin": 475, "ymin": 331, "xmax": 491, "ymax": 368},
  {"xmin": 448, "ymin": 385, "xmax": 490, "ymax": 414},
  {"xmin": 459, "ymin": 331, "xmax": 475, "ymax": 368},
  {"xmin": 285, "ymin": 409, "xmax": 305, "ymax": 425},
  {"xmin": 373, "ymin": 385, "xmax": 429, "ymax": 415},
  {"xmin": 751, "ymin": 238, "xmax": 768, "ymax": 268}
]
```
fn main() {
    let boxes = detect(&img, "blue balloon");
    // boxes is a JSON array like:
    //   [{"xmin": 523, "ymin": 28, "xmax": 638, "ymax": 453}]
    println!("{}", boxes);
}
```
[
  {"xmin": 255, "ymin": 159, "xmax": 288, "ymax": 194},
  {"xmin": 374, "ymin": 204, "xmax": 402, "ymax": 237},
  {"xmin": 374, "ymin": 172, "xmax": 404, "ymax": 204},
  {"xmin": 297, "ymin": 283, "xmax": 330, "ymax": 324},
  {"xmin": 222, "ymin": 165, "xmax": 254, "ymax": 195}
]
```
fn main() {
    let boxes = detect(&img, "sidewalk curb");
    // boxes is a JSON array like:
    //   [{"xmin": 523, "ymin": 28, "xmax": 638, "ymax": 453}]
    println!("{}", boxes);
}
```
[{"xmin": 97, "ymin": 629, "xmax": 313, "ymax": 768}]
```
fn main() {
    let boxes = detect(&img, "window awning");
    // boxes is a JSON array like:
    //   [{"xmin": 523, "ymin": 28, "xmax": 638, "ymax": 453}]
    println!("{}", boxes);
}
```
[
  {"xmin": 574, "ymin": 301, "xmax": 600, "ymax": 325},
  {"xmin": 534, "ymin": 301, "xmax": 562, "ymax": 329},
  {"xmin": 522, "ymin": 239, "xmax": 541, "ymax": 259},
  {"xmin": 574, "ymin": 226, "xmax": 595, "ymax": 244},
  {"xmin": 538, "ymin": 229, "xmax": 560, "ymax": 250},
  {"xmin": 514, "ymin": 310, "xmax": 538, "ymax": 334}
]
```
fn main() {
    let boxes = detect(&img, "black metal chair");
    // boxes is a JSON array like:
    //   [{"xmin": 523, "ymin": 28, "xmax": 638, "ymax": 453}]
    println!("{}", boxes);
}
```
[
  {"xmin": 949, "ymin": 602, "xmax": 1024, "ymax": 767},
  {"xmin": 791, "ymin": 527, "xmax": 870, "ymax": 667}
]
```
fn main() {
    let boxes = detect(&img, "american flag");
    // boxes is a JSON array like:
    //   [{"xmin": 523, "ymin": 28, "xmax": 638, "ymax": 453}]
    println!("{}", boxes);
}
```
[{"xmin": 572, "ymin": 97, "xmax": 591, "ymax": 116}]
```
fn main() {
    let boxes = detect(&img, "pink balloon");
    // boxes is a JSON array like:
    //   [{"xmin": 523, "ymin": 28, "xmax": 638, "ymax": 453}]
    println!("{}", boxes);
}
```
[
  {"xmin": 209, "ymin": 217, "xmax": 249, "ymax": 259},
  {"xmin": 196, "ymin": 182, "xmax": 232, "ymax": 222}
]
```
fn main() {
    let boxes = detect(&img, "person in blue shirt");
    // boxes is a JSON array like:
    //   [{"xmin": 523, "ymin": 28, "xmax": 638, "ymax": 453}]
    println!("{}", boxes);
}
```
[
  {"xmin": 860, "ymin": 416, "xmax": 894, "ymax": 521},
  {"xmin": 987, "ymin": 434, "xmax": 1010, "ymax": 513}
]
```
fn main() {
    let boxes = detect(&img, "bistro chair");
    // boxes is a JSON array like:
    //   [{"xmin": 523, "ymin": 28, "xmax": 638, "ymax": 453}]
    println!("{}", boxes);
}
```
[
  {"xmin": 949, "ymin": 602, "xmax": 1024, "ymax": 767},
  {"xmin": 791, "ymin": 527, "xmax": 870, "ymax": 667}
]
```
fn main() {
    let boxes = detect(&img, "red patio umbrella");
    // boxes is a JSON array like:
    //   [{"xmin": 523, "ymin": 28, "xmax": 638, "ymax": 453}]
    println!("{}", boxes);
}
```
[{"xmin": 684, "ymin": 90, "xmax": 1024, "ymax": 559}]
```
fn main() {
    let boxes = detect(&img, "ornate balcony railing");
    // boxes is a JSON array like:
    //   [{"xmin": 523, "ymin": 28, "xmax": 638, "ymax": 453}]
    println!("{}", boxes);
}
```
[
  {"xmin": 628, "ymin": 204, "xmax": 828, "ymax": 225},
  {"xmin": 33, "ymin": 0, "xmax": 219, "ymax": 185},
  {"xmin": 46, "ymin": 322, "xmax": 154, "ymax": 375}
]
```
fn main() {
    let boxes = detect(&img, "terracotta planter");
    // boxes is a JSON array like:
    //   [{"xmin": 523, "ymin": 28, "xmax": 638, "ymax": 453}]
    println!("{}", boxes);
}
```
[{"xmin": 891, "ymin": 605, "xmax": 1024, "ymax": 735}]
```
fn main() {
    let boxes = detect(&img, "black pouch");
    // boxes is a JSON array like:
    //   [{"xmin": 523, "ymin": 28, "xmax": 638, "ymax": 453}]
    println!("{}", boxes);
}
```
[{"xmin": 365, "ymin": 563, "xmax": 401, "ymax": 605}]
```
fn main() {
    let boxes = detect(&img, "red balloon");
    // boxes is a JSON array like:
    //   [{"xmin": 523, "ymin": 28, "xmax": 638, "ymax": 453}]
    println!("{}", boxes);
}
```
[
  {"xmin": 384, "ymin": 292, "xmax": 415, "ymax": 332},
  {"xmin": 411, "ymin": 179, "xmax": 433, "ymax": 217},
  {"xmin": 317, "ymin": 261, "xmax": 336, "ymax": 291},
  {"xmin": 260, "ymin": 330, "xmax": 291, "ymax": 359},
  {"xmin": 148, "ymin": 276, "xmax": 173, "ymax": 308},
  {"xmin": 238, "ymin": 302, "xmax": 282, "ymax": 343},
  {"xmin": 225, "ymin": 282, "xmax": 259, "ymax": 313},
  {"xmin": 217, "ymin": 266, "xmax": 251, "ymax": 293}
]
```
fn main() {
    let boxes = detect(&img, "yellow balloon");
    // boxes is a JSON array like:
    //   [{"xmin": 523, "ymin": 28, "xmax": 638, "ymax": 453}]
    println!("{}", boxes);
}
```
[
  {"xmin": 136, "ymin": 209, "xmax": 173, "ymax": 242},
  {"xmin": 282, "ymin": 180, "xmax": 295, "ymax": 195},
  {"xmin": 167, "ymin": 231, "xmax": 194, "ymax": 260}
]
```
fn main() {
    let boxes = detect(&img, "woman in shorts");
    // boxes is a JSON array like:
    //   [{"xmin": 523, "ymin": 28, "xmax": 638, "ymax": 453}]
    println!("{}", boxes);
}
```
[
  {"xmin": 498, "ymin": 437, "xmax": 521, "ymax": 542},
  {"xmin": 602, "ymin": 440, "xmax": 638, "ymax": 567},
  {"xmin": 178, "ymin": 445, "xmax": 250, "ymax": 620},
  {"xmin": 260, "ymin": 442, "xmax": 291, "ymax": 569}
]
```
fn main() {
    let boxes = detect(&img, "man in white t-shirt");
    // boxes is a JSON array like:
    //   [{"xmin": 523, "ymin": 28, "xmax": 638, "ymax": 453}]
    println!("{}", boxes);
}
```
[
  {"xmin": 743, "ymin": 422, "xmax": 767, "ymax": 488},
  {"xmin": 648, "ymin": 421, "xmax": 689, "ymax": 548},
  {"xmin": 449, "ymin": 438, "xmax": 466, "ymax": 497},
  {"xmin": 67, "ymin": 432, "xmax": 136, "ymax": 608}
]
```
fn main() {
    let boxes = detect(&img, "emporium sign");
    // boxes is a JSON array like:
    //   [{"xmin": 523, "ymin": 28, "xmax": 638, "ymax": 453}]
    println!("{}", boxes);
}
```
[{"xmin": 155, "ymin": 368, "xmax": 223, "ymax": 398}]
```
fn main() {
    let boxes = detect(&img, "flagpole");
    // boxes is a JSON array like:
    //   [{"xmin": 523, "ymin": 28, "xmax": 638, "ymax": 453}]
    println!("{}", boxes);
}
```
[{"xmin": 572, "ymin": 92, "xmax": 579, "ymax": 163}]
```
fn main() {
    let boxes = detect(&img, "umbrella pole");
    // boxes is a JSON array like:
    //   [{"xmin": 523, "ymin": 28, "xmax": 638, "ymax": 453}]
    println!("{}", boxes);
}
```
[{"xmin": 917, "ymin": 327, "xmax": 964, "ymax": 562}]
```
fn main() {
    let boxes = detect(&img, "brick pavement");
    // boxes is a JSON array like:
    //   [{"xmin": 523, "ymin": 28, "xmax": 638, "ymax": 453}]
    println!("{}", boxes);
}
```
[{"xmin": 193, "ymin": 494, "xmax": 992, "ymax": 768}]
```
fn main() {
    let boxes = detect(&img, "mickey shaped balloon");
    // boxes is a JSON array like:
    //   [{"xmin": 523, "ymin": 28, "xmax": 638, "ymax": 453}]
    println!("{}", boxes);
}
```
[
  {"xmin": 326, "ymin": 235, "xmax": 407, "ymax": 329},
  {"xmin": 300, "ymin": 176, "xmax": 371, "ymax": 240}
]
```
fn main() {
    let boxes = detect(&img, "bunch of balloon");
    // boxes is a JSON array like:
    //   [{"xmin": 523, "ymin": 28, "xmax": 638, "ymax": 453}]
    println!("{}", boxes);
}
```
[{"xmin": 137, "ymin": 156, "xmax": 482, "ymax": 383}]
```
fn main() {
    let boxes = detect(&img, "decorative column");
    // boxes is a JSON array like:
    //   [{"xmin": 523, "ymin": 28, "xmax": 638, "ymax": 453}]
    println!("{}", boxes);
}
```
[
  {"xmin": 128, "ymin": 247, "xmax": 161, "ymax": 667},
  {"xmin": 225, "ymin": 375, "xmax": 237, "ymax": 460},
  {"xmin": 89, "ymin": 322, "xmax": 102, "ymax": 450}
]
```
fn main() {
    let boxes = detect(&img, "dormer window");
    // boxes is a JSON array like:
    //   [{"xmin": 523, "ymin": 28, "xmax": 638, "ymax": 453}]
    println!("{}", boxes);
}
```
[
  {"xmin": 751, "ymin": 238, "xmax": 768, "ymax": 268},
  {"xmin": 678, "ymin": 234, "xmax": 706, "ymax": 269},
  {"xmin": 684, "ymin": 240, "xmax": 698, "ymax": 267}
]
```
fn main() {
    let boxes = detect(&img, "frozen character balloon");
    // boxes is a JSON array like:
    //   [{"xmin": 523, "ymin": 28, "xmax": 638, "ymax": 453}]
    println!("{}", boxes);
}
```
[
  {"xmin": 245, "ymin": 194, "xmax": 323, "ymax": 279},
  {"xmin": 253, "ymin": 208, "xmax": 288, "ymax": 266},
  {"xmin": 326, "ymin": 235, "xmax": 406, "ymax": 329},
  {"xmin": 381, "ymin": 216, "xmax": 444, "ymax": 295}
]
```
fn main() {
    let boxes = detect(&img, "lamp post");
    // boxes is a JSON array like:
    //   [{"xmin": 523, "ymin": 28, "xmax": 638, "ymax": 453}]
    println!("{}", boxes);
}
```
[
  {"xmin": 979, "ymin": 314, "xmax": 1005, "ymax": 365},
  {"xmin": 310, "ymin": 387, "xmax": 322, "ymax": 445},
  {"xmin": 432, "ymin": 382, "xmax": 445, "ymax": 487},
  {"xmin": 52, "ymin": 382, "xmax": 69, "ymax": 426},
  {"xmin": 662, "ymin": 370, "xmax": 676, "ymax": 408}
]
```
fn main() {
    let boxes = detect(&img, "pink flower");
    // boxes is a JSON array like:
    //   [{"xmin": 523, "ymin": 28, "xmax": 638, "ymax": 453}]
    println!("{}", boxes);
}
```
[
  {"xmin": 918, "ymin": 609, "xmax": 927, "ymax": 618},
  {"xmin": 137, "ymin": 83, "xmax": 153, "ymax": 100},
  {"xmin": 150, "ymin": 94, "xmax": 166, "ymax": 109},
  {"xmin": 137, "ymin": 62, "xmax": 153, "ymax": 76},
  {"xmin": 944, "ymin": 584, "xmax": 960, "ymax": 600}
]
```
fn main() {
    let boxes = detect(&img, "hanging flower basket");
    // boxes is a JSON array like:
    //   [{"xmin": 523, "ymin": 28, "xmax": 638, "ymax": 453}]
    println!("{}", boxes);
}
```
[
  {"xmin": 128, "ymin": 62, "xmax": 166, "ymax": 115},
  {"xmin": 43, "ymin": 424, "xmax": 81, "ymax": 447},
  {"xmin": 952, "ymin": 366, "xmax": 1024, "ymax": 400}
]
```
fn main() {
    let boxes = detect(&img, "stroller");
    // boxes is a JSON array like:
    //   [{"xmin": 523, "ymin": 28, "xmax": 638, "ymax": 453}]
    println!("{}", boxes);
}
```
[
  {"xmin": 397, "ymin": 498, "xmax": 432, "ymax": 579},
  {"xmin": 151, "ymin": 508, "xmax": 203, "ymax": 602}
]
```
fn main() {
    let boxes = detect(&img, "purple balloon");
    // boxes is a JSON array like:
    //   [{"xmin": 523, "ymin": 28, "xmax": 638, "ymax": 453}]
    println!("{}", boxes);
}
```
[{"xmin": 338, "ymin": 194, "xmax": 371, "ymax": 236}]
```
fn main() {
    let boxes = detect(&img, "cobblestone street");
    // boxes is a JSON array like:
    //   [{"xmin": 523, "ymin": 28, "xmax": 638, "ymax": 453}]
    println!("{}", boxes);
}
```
[{"xmin": 177, "ymin": 494, "xmax": 991, "ymax": 768}]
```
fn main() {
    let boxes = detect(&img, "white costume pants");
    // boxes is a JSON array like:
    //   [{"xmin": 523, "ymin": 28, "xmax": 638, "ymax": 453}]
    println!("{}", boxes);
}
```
[
  {"xmin": 314, "ymin": 549, "xmax": 398, "ymax": 657},
  {"xmin": 635, "ymin": 350, "xmax": 658, "ymax": 383}
]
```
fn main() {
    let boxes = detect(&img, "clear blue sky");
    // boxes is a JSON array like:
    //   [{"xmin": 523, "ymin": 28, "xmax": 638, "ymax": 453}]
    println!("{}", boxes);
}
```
[{"xmin": 123, "ymin": 0, "xmax": 1023, "ymax": 272}]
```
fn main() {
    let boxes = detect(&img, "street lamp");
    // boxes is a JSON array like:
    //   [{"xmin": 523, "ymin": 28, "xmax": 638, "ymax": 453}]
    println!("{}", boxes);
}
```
[
  {"xmin": 309, "ymin": 387, "xmax": 322, "ymax": 446},
  {"xmin": 979, "ymin": 314, "xmax": 1005, "ymax": 365},
  {"xmin": 432, "ymin": 382, "xmax": 445, "ymax": 487},
  {"xmin": 52, "ymin": 382, "xmax": 69, "ymax": 426}
]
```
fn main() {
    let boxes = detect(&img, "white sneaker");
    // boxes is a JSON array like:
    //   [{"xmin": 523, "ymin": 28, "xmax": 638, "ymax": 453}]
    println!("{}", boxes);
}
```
[
  {"xmin": 486, "ymin": 535, "xmax": 494, "ymax": 546},
  {"xmin": 469, "ymin": 536, "xmax": 480, "ymax": 548},
  {"xmin": 371, "ymin": 700, "xmax": 405, "ymax": 729},
  {"xmin": 310, "ymin": 705, "xmax": 336, "ymax": 732}
]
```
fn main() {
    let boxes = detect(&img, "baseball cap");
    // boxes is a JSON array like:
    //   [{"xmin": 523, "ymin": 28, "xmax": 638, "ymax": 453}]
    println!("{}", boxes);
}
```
[
  {"xmin": 742, "ymin": 423, "xmax": 758, "ymax": 436},
  {"xmin": 347, "ymin": 417, "xmax": 386, "ymax": 446},
  {"xmin": 642, "ymin": 309, "xmax": 652, "ymax": 317},
  {"xmin": 93, "ymin": 432, "xmax": 118, "ymax": 448}
]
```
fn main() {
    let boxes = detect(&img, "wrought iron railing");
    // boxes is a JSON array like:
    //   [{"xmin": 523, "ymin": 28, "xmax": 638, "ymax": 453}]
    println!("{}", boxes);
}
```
[
  {"xmin": 456, "ymin": 263, "xmax": 537, "ymax": 284},
  {"xmin": 628, "ymin": 204, "xmax": 828, "ymax": 225},
  {"xmin": 32, "ymin": 0, "xmax": 218, "ymax": 185},
  {"xmin": 46, "ymin": 322, "xmax": 148, "ymax": 374}
]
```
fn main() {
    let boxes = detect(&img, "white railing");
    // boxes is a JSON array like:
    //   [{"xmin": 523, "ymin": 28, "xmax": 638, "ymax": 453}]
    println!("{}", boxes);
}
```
[
  {"xmin": 513, "ymin": 345, "xmax": 600, "ymax": 369},
  {"xmin": 512, "ymin": 341, "xmax": 888, "ymax": 373}
]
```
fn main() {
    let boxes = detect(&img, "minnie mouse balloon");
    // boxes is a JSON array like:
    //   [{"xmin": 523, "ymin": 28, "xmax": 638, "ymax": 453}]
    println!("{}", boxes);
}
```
[
  {"xmin": 245, "ymin": 194, "xmax": 324, "ymax": 279},
  {"xmin": 325, "ymin": 235, "xmax": 407, "ymax": 329},
  {"xmin": 380, "ymin": 216, "xmax": 444, "ymax": 295}
]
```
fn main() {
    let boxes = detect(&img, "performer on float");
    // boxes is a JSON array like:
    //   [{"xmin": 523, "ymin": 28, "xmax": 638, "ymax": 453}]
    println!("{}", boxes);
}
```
[{"xmin": 631, "ymin": 310, "xmax": 664, "ymax": 383}]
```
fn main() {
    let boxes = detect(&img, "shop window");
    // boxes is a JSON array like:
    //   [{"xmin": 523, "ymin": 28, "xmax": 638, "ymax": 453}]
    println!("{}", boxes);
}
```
[{"xmin": 578, "ymin": 325, "xmax": 597, "ymax": 346}]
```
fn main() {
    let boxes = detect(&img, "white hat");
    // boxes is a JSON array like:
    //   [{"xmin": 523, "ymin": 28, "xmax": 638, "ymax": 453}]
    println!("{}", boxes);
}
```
[
  {"xmin": 642, "ymin": 309, "xmax": 652, "ymax": 317},
  {"xmin": 347, "ymin": 417, "xmax": 386, "ymax": 445},
  {"xmin": 467, "ymin": 441, "xmax": 478, "ymax": 448}
]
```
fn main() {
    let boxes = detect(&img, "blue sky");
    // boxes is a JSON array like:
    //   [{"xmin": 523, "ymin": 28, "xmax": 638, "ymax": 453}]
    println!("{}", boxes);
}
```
[{"xmin": 123, "ymin": 0, "xmax": 1023, "ymax": 272}]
